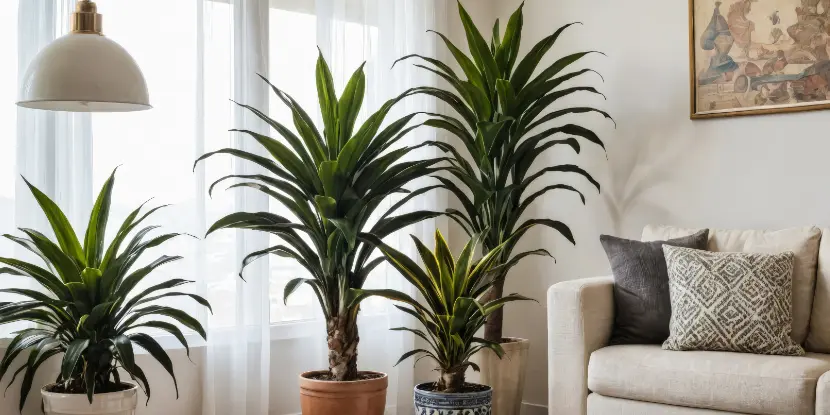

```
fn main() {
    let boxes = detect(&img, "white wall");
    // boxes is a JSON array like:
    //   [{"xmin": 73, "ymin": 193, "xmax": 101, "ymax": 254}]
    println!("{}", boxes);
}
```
[{"xmin": 488, "ymin": 0, "xmax": 830, "ymax": 411}]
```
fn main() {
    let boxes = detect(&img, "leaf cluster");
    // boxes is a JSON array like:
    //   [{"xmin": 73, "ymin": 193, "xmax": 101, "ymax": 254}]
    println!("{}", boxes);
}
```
[
  {"xmin": 398, "ymin": 2, "xmax": 613, "ymax": 268},
  {"xmin": 0, "ymin": 171, "xmax": 210, "ymax": 411},
  {"xmin": 354, "ymin": 231, "xmax": 532, "ymax": 383},
  {"xmin": 197, "ymin": 54, "xmax": 446, "ymax": 323}
]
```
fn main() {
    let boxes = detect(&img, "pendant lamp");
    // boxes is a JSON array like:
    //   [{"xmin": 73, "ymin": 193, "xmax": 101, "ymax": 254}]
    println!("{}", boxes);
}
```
[{"xmin": 17, "ymin": 0, "xmax": 151, "ymax": 112}]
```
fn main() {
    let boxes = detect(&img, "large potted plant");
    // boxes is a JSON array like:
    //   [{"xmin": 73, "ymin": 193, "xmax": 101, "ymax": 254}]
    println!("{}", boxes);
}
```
[
  {"xmin": 0, "ymin": 170, "xmax": 209, "ymax": 415},
  {"xmin": 395, "ymin": 2, "xmax": 612, "ymax": 412},
  {"xmin": 354, "ymin": 230, "xmax": 532, "ymax": 413},
  {"xmin": 196, "ymin": 54, "xmax": 444, "ymax": 415}
]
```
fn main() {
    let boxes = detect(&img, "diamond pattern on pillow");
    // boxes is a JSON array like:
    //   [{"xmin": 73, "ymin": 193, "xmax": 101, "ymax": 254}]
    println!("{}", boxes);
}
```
[{"xmin": 662, "ymin": 246, "xmax": 804, "ymax": 356}]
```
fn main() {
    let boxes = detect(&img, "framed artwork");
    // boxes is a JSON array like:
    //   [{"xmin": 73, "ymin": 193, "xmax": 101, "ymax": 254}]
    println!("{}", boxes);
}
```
[{"xmin": 689, "ymin": 0, "xmax": 830, "ymax": 119}]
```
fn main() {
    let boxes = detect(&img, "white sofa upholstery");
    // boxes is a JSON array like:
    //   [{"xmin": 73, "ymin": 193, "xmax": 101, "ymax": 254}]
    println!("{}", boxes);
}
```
[
  {"xmin": 587, "ymin": 394, "xmax": 745, "ymax": 414},
  {"xmin": 549, "ymin": 226, "xmax": 830, "ymax": 415},
  {"xmin": 589, "ymin": 345, "xmax": 830, "ymax": 415}
]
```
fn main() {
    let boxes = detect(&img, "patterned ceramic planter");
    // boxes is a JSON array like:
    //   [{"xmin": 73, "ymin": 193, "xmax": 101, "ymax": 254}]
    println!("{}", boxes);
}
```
[{"xmin": 413, "ymin": 382, "xmax": 492, "ymax": 415}]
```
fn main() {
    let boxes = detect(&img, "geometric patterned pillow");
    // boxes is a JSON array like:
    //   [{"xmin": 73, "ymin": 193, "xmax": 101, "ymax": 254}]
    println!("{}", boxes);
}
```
[{"xmin": 661, "ymin": 246, "xmax": 804, "ymax": 356}]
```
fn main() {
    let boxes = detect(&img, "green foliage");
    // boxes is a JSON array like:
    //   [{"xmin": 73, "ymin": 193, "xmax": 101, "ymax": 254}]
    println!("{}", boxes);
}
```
[
  {"xmin": 353, "ymin": 230, "xmax": 532, "ymax": 391},
  {"xmin": 396, "ymin": 2, "xmax": 613, "ymax": 340},
  {"xmin": 0, "ymin": 170, "xmax": 210, "ymax": 411},
  {"xmin": 196, "ymin": 53, "xmax": 444, "ymax": 379}
]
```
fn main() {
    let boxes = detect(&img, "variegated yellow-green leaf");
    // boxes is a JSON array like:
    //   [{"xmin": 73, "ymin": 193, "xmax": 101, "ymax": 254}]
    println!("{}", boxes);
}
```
[{"xmin": 360, "ymin": 230, "xmax": 531, "ymax": 392}]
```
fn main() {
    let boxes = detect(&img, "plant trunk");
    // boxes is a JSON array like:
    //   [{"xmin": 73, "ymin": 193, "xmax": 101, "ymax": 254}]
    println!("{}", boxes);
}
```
[
  {"xmin": 327, "ymin": 314, "xmax": 359, "ymax": 381},
  {"xmin": 437, "ymin": 367, "xmax": 466, "ymax": 393},
  {"xmin": 483, "ymin": 277, "xmax": 506, "ymax": 343}
]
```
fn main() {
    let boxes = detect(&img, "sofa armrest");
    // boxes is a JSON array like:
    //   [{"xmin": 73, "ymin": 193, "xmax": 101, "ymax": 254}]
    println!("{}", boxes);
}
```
[{"xmin": 548, "ymin": 276, "xmax": 615, "ymax": 415}]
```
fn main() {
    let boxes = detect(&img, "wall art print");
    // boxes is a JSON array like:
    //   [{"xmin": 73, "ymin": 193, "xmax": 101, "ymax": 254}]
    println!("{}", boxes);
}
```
[{"xmin": 690, "ymin": 0, "xmax": 830, "ymax": 118}]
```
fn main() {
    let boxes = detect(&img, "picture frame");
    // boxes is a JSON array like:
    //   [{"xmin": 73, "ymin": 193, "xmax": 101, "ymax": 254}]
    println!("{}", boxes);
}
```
[{"xmin": 689, "ymin": 0, "xmax": 830, "ymax": 119}]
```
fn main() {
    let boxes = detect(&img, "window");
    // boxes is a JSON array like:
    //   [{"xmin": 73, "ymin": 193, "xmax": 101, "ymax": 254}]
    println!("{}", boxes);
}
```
[
  {"xmin": 92, "ymin": 0, "xmax": 387, "ymax": 328},
  {"xmin": 1, "ymin": 0, "xmax": 212, "ymax": 335},
  {"xmin": 266, "ymin": 5, "xmax": 383, "ymax": 323},
  {"xmin": 0, "ymin": 0, "xmax": 404, "ymax": 338},
  {"xmin": 0, "ymin": 2, "xmax": 442, "ymax": 410},
  {"xmin": 0, "ymin": 2, "xmax": 19, "ymax": 328},
  {"xmin": 0, "ymin": 3, "xmax": 16, "ymax": 230},
  {"xmin": 90, "ymin": 0, "xmax": 205, "ymax": 325},
  {"xmin": 0, "ymin": 2, "xmax": 16, "ymax": 255}
]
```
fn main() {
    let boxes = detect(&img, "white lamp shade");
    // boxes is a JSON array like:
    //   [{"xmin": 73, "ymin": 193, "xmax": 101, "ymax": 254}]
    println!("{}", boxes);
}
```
[{"xmin": 17, "ymin": 33, "xmax": 151, "ymax": 112}]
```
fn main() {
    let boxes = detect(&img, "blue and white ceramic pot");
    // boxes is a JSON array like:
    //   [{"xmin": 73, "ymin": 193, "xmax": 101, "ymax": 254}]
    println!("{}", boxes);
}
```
[{"xmin": 413, "ymin": 382, "xmax": 492, "ymax": 415}]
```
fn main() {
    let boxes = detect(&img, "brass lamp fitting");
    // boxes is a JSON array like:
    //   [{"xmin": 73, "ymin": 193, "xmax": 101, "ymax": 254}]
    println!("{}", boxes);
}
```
[{"xmin": 71, "ymin": 0, "xmax": 103, "ymax": 35}]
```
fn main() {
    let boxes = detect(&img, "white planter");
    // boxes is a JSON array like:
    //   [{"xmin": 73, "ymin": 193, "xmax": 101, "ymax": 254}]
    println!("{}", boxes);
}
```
[
  {"xmin": 478, "ymin": 337, "xmax": 530, "ymax": 415},
  {"xmin": 41, "ymin": 383, "xmax": 138, "ymax": 415}
]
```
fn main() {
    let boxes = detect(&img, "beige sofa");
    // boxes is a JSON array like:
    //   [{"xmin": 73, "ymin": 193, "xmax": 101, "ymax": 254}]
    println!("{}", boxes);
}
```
[{"xmin": 548, "ymin": 226, "xmax": 830, "ymax": 415}]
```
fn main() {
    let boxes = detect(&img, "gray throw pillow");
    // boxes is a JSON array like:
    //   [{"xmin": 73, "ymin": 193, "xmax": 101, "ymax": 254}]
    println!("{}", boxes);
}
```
[
  {"xmin": 662, "ymin": 246, "xmax": 804, "ymax": 356},
  {"xmin": 600, "ymin": 230, "xmax": 709, "ymax": 345}
]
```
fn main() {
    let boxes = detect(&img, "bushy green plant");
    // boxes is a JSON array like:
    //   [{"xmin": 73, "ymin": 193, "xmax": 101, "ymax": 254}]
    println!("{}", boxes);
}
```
[
  {"xmin": 354, "ymin": 230, "xmax": 531, "ymax": 392},
  {"xmin": 196, "ymin": 54, "xmax": 445, "ymax": 381},
  {"xmin": 0, "ymin": 171, "xmax": 209, "ymax": 411},
  {"xmin": 396, "ymin": 1, "xmax": 612, "ymax": 341}
]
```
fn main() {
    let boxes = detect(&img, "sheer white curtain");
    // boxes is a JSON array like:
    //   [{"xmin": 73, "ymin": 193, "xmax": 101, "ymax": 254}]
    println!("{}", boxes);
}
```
[
  {"xmin": 9, "ymin": 0, "xmax": 93, "ymax": 334},
  {"xmin": 198, "ymin": 1, "xmax": 272, "ymax": 414},
  {"xmin": 5, "ymin": 0, "xmax": 449, "ymax": 414},
  {"xmin": 199, "ymin": 0, "xmax": 450, "ymax": 413}
]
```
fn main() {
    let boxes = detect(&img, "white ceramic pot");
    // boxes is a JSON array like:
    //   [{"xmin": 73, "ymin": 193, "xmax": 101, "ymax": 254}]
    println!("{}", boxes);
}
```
[
  {"xmin": 478, "ymin": 337, "xmax": 530, "ymax": 415},
  {"xmin": 41, "ymin": 383, "xmax": 138, "ymax": 415}
]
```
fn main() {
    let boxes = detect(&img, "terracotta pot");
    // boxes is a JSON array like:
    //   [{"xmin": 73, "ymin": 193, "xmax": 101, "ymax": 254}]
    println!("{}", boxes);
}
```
[
  {"xmin": 413, "ymin": 382, "xmax": 492, "ymax": 413},
  {"xmin": 41, "ymin": 383, "xmax": 138, "ymax": 415},
  {"xmin": 299, "ymin": 370, "xmax": 388, "ymax": 415},
  {"xmin": 478, "ymin": 337, "xmax": 530, "ymax": 415}
]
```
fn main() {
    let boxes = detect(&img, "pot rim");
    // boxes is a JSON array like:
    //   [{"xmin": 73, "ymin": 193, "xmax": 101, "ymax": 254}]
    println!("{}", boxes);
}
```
[
  {"xmin": 414, "ymin": 382, "xmax": 492, "ymax": 396},
  {"xmin": 299, "ymin": 370, "xmax": 388, "ymax": 384},
  {"xmin": 498, "ymin": 337, "xmax": 531, "ymax": 352},
  {"xmin": 500, "ymin": 337, "xmax": 530, "ymax": 344},
  {"xmin": 41, "ymin": 382, "xmax": 138, "ymax": 398}
]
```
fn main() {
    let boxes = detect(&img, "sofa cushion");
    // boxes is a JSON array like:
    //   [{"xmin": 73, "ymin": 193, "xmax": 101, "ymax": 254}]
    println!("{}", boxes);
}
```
[
  {"xmin": 806, "ymin": 228, "xmax": 830, "ymax": 352},
  {"xmin": 588, "ymin": 394, "xmax": 744, "ymax": 415},
  {"xmin": 642, "ymin": 225, "xmax": 821, "ymax": 344},
  {"xmin": 588, "ymin": 344, "xmax": 830, "ymax": 415}
]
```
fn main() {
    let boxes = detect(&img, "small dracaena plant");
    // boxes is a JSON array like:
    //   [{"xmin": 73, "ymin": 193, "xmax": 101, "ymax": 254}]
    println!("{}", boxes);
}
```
[
  {"xmin": 353, "ymin": 230, "xmax": 533, "ymax": 393},
  {"xmin": 0, "ymin": 170, "xmax": 210, "ymax": 411},
  {"xmin": 396, "ymin": 1, "xmax": 613, "ymax": 342},
  {"xmin": 195, "ymin": 52, "xmax": 445, "ymax": 381}
]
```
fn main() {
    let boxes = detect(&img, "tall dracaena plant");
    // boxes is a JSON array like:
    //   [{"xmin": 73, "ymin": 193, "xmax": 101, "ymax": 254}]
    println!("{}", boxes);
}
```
[
  {"xmin": 396, "ymin": 2, "xmax": 613, "ymax": 342},
  {"xmin": 0, "ymin": 170, "xmax": 210, "ymax": 411},
  {"xmin": 196, "ymin": 54, "xmax": 445, "ymax": 381}
]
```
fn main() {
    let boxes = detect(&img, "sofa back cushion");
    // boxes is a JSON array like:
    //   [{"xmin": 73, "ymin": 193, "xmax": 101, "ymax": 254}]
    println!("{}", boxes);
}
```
[
  {"xmin": 642, "ymin": 225, "xmax": 821, "ymax": 345},
  {"xmin": 806, "ymin": 228, "xmax": 830, "ymax": 352}
]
